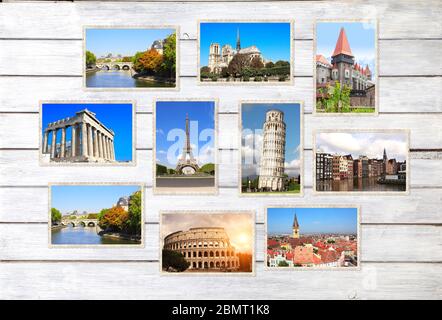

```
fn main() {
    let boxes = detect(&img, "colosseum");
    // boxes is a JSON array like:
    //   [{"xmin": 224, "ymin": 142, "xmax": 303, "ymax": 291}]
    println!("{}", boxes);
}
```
[{"xmin": 163, "ymin": 227, "xmax": 240, "ymax": 272}]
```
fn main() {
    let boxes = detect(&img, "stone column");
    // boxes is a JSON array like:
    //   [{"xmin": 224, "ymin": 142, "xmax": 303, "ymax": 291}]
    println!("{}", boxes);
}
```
[
  {"xmin": 50, "ymin": 129, "xmax": 57, "ymax": 159},
  {"xmin": 71, "ymin": 125, "xmax": 77, "ymax": 157},
  {"xmin": 98, "ymin": 132, "xmax": 103, "ymax": 159},
  {"xmin": 60, "ymin": 127, "xmax": 66, "ymax": 158},
  {"xmin": 43, "ymin": 131, "xmax": 49, "ymax": 153},
  {"xmin": 111, "ymin": 139, "xmax": 115, "ymax": 160},
  {"xmin": 104, "ymin": 136, "xmax": 109, "ymax": 160},
  {"xmin": 81, "ymin": 122, "xmax": 88, "ymax": 157},
  {"xmin": 87, "ymin": 124, "xmax": 93, "ymax": 158},
  {"xmin": 93, "ymin": 127, "xmax": 99, "ymax": 158},
  {"xmin": 76, "ymin": 124, "xmax": 81, "ymax": 156}
]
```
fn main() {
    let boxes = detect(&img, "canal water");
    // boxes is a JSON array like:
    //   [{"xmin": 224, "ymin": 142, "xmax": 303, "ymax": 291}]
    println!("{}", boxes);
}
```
[
  {"xmin": 51, "ymin": 226, "xmax": 139, "ymax": 245},
  {"xmin": 316, "ymin": 177, "xmax": 406, "ymax": 192},
  {"xmin": 86, "ymin": 70, "xmax": 174, "ymax": 88}
]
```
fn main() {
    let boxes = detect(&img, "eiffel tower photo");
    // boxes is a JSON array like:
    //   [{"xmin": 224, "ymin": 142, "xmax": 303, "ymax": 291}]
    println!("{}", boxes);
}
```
[
  {"xmin": 155, "ymin": 100, "xmax": 216, "ymax": 194},
  {"xmin": 176, "ymin": 114, "xmax": 200, "ymax": 175}
]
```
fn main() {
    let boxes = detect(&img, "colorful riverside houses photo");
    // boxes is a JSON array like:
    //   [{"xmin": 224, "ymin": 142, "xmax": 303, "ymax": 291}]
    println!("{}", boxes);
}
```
[
  {"xmin": 154, "ymin": 100, "xmax": 217, "ymax": 194},
  {"xmin": 315, "ymin": 22, "xmax": 377, "ymax": 114},
  {"xmin": 199, "ymin": 22, "xmax": 292, "ymax": 83},
  {"xmin": 161, "ymin": 212, "xmax": 254, "ymax": 274},
  {"xmin": 84, "ymin": 27, "xmax": 177, "ymax": 88},
  {"xmin": 50, "ymin": 185, "xmax": 143, "ymax": 246},
  {"xmin": 315, "ymin": 131, "xmax": 409, "ymax": 193},
  {"xmin": 267, "ymin": 207, "xmax": 359, "ymax": 269},
  {"xmin": 40, "ymin": 103, "xmax": 133, "ymax": 164},
  {"xmin": 240, "ymin": 102, "xmax": 302, "ymax": 195}
]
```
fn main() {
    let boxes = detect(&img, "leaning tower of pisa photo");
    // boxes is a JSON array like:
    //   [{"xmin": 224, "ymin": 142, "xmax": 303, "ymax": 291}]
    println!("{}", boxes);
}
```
[{"xmin": 258, "ymin": 109, "xmax": 287, "ymax": 191}]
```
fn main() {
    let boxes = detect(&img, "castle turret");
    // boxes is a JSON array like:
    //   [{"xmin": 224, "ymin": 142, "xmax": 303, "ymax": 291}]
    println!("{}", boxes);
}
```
[{"xmin": 331, "ymin": 28, "xmax": 354, "ymax": 88}]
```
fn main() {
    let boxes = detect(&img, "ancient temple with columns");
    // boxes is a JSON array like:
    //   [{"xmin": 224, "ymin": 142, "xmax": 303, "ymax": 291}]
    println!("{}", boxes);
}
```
[{"xmin": 42, "ymin": 109, "xmax": 116, "ymax": 163}]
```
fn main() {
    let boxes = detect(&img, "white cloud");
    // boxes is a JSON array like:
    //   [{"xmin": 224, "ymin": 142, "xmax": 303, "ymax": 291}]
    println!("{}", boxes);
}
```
[{"xmin": 316, "ymin": 132, "xmax": 407, "ymax": 161}]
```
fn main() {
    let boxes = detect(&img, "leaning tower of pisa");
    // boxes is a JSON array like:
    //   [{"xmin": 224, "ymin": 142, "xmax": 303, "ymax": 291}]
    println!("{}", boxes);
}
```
[{"xmin": 258, "ymin": 109, "xmax": 286, "ymax": 191}]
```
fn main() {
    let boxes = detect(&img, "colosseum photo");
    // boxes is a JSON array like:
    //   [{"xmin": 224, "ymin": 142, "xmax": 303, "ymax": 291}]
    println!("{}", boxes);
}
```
[{"xmin": 163, "ymin": 227, "xmax": 241, "ymax": 272}]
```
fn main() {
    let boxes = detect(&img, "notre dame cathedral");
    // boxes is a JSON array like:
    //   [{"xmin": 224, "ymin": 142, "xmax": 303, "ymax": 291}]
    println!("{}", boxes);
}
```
[{"xmin": 208, "ymin": 29, "xmax": 266, "ymax": 74}]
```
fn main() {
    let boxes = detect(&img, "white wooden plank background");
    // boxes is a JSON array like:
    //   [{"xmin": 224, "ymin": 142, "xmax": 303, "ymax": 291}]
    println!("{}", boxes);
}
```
[{"xmin": 0, "ymin": 0, "xmax": 441, "ymax": 300}]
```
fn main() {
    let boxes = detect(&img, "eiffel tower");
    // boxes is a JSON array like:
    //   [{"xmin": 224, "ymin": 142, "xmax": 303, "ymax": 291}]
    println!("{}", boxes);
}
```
[{"xmin": 175, "ymin": 114, "xmax": 199, "ymax": 175}]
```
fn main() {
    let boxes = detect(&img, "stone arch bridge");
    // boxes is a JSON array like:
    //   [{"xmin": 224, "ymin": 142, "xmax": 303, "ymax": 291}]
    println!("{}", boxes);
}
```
[
  {"xmin": 61, "ymin": 218, "xmax": 99, "ymax": 227},
  {"xmin": 95, "ymin": 62, "xmax": 133, "ymax": 71}
]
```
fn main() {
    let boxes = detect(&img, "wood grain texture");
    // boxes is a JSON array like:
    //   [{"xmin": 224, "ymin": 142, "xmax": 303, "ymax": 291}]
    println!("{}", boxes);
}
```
[
  {"xmin": 0, "ymin": 262, "xmax": 440, "ymax": 300},
  {"xmin": 0, "ymin": 0, "xmax": 441, "ymax": 300}
]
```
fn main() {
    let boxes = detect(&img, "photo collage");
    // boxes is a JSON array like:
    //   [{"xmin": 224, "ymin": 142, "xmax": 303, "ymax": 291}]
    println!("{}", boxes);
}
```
[{"xmin": 42, "ymin": 20, "xmax": 409, "ymax": 274}]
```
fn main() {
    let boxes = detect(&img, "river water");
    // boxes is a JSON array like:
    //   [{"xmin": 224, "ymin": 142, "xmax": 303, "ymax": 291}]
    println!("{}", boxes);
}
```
[
  {"xmin": 86, "ymin": 70, "xmax": 174, "ymax": 88},
  {"xmin": 316, "ymin": 176, "xmax": 406, "ymax": 192},
  {"xmin": 51, "ymin": 226, "xmax": 139, "ymax": 245}
]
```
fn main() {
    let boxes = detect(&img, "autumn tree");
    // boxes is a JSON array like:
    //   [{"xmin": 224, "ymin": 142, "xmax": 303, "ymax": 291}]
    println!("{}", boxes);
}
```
[
  {"xmin": 134, "ymin": 49, "xmax": 163, "ymax": 74},
  {"xmin": 250, "ymin": 56, "xmax": 264, "ymax": 69},
  {"xmin": 98, "ymin": 206, "xmax": 129, "ymax": 232},
  {"xmin": 227, "ymin": 54, "xmax": 249, "ymax": 77}
]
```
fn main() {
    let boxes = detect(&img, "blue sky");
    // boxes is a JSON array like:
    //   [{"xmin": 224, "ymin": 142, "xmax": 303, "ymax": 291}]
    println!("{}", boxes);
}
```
[
  {"xmin": 241, "ymin": 103, "xmax": 301, "ymax": 178},
  {"xmin": 317, "ymin": 22, "xmax": 376, "ymax": 79},
  {"xmin": 42, "ymin": 103, "xmax": 133, "ymax": 161},
  {"xmin": 52, "ymin": 185, "xmax": 141, "ymax": 214},
  {"xmin": 156, "ymin": 101, "xmax": 215, "ymax": 168},
  {"xmin": 200, "ymin": 22, "xmax": 291, "ymax": 66},
  {"xmin": 267, "ymin": 207, "xmax": 358, "ymax": 235},
  {"xmin": 86, "ymin": 28, "xmax": 175, "ymax": 57}
]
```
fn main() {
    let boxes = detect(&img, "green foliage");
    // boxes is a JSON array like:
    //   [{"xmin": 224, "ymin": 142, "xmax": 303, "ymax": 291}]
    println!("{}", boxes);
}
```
[
  {"xmin": 85, "ymin": 51, "xmax": 96, "ymax": 67},
  {"xmin": 227, "ymin": 54, "xmax": 249, "ymax": 77},
  {"xmin": 242, "ymin": 75, "xmax": 250, "ymax": 81},
  {"xmin": 161, "ymin": 33, "xmax": 176, "ymax": 78},
  {"xmin": 322, "ymin": 81, "xmax": 352, "ymax": 113},
  {"xmin": 274, "ymin": 60, "xmax": 290, "ymax": 67},
  {"xmin": 127, "ymin": 191, "xmax": 142, "ymax": 235},
  {"xmin": 265, "ymin": 61, "xmax": 274, "ymax": 68},
  {"xmin": 87, "ymin": 213, "xmax": 98, "ymax": 219},
  {"xmin": 199, "ymin": 163, "xmax": 215, "ymax": 175},
  {"xmin": 162, "ymin": 250, "xmax": 190, "ymax": 272},
  {"xmin": 51, "ymin": 208, "xmax": 62, "ymax": 224},
  {"xmin": 121, "ymin": 56, "xmax": 132, "ymax": 62},
  {"xmin": 254, "ymin": 76, "xmax": 263, "ymax": 82},
  {"xmin": 278, "ymin": 260, "xmax": 289, "ymax": 267},
  {"xmin": 167, "ymin": 168, "xmax": 176, "ymax": 174},
  {"xmin": 156, "ymin": 163, "xmax": 168, "ymax": 176},
  {"xmin": 98, "ymin": 208, "xmax": 109, "ymax": 221}
]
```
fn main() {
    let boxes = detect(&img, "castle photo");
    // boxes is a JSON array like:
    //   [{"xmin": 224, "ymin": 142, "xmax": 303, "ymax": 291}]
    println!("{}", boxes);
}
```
[
  {"xmin": 315, "ymin": 131, "xmax": 408, "ymax": 192},
  {"xmin": 267, "ymin": 207, "xmax": 359, "ymax": 269},
  {"xmin": 41, "ymin": 103, "xmax": 133, "ymax": 164},
  {"xmin": 85, "ymin": 28, "xmax": 177, "ymax": 88},
  {"xmin": 200, "ymin": 22, "xmax": 292, "ymax": 83},
  {"xmin": 316, "ymin": 22, "xmax": 376, "ymax": 113},
  {"xmin": 241, "ymin": 103, "xmax": 302, "ymax": 195},
  {"xmin": 50, "ymin": 184, "xmax": 143, "ymax": 246},
  {"xmin": 155, "ymin": 101, "xmax": 216, "ymax": 194},
  {"xmin": 161, "ymin": 212, "xmax": 254, "ymax": 274}
]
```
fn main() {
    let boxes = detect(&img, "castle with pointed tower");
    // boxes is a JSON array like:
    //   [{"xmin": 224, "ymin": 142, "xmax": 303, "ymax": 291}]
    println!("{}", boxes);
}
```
[
  {"xmin": 316, "ymin": 27, "xmax": 375, "ymax": 108},
  {"xmin": 208, "ymin": 28, "xmax": 265, "ymax": 74}
]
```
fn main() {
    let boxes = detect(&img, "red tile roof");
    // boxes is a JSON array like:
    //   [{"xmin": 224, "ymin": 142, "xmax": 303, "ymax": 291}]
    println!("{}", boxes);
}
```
[
  {"xmin": 316, "ymin": 54, "xmax": 332, "ymax": 67},
  {"xmin": 332, "ymin": 27, "xmax": 353, "ymax": 57}
]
